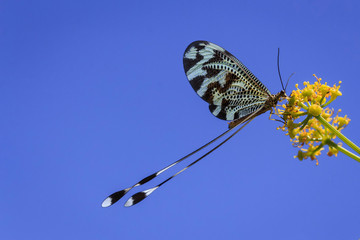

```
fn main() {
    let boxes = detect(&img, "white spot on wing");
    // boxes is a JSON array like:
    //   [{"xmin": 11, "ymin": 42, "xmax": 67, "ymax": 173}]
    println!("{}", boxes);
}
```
[
  {"xmin": 144, "ymin": 186, "xmax": 158, "ymax": 196},
  {"xmin": 231, "ymin": 80, "xmax": 245, "ymax": 89},
  {"xmin": 102, "ymin": 197, "xmax": 112, "ymax": 208},
  {"xmin": 187, "ymin": 67, "xmax": 206, "ymax": 81},
  {"xmin": 212, "ymin": 105, "xmax": 221, "ymax": 116},
  {"xmin": 184, "ymin": 46, "xmax": 197, "ymax": 59},
  {"xmin": 207, "ymin": 42, "xmax": 225, "ymax": 52},
  {"xmin": 124, "ymin": 187, "xmax": 159, "ymax": 207},
  {"xmin": 217, "ymin": 70, "xmax": 227, "ymax": 87},
  {"xmin": 226, "ymin": 109, "xmax": 235, "ymax": 120},
  {"xmin": 186, "ymin": 48, "xmax": 215, "ymax": 81},
  {"xmin": 196, "ymin": 77, "xmax": 212, "ymax": 97},
  {"xmin": 124, "ymin": 197, "xmax": 134, "ymax": 207}
]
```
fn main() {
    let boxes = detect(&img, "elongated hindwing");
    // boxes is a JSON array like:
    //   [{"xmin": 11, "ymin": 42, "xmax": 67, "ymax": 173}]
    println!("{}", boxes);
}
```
[{"xmin": 183, "ymin": 41, "xmax": 272, "ymax": 121}]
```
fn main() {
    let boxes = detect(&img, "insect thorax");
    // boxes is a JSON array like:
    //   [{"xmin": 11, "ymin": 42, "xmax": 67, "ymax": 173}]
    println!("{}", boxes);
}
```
[{"xmin": 266, "ymin": 90, "xmax": 286, "ymax": 109}]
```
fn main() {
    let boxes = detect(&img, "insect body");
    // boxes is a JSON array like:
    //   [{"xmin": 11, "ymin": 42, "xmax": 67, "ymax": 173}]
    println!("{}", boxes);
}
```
[{"xmin": 102, "ymin": 41, "xmax": 287, "ymax": 208}]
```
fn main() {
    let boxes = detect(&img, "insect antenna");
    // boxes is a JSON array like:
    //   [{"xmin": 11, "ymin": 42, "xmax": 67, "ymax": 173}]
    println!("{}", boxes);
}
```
[
  {"xmin": 123, "ymin": 109, "xmax": 261, "ymax": 207},
  {"xmin": 277, "ymin": 48, "xmax": 285, "ymax": 91},
  {"xmin": 101, "ymin": 126, "xmax": 236, "ymax": 207},
  {"xmin": 285, "ymin": 72, "xmax": 295, "ymax": 92},
  {"xmin": 277, "ymin": 48, "xmax": 295, "ymax": 93}
]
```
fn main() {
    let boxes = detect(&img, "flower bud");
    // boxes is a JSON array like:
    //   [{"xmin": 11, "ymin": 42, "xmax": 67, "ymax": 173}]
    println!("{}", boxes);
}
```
[
  {"xmin": 308, "ymin": 104, "xmax": 323, "ymax": 117},
  {"xmin": 319, "ymin": 85, "xmax": 330, "ymax": 95},
  {"xmin": 302, "ymin": 88, "xmax": 314, "ymax": 97},
  {"xmin": 337, "ymin": 117, "xmax": 350, "ymax": 128},
  {"xmin": 330, "ymin": 88, "xmax": 342, "ymax": 101},
  {"xmin": 289, "ymin": 128, "xmax": 300, "ymax": 139},
  {"xmin": 297, "ymin": 150, "xmax": 304, "ymax": 161},
  {"xmin": 327, "ymin": 147, "xmax": 338, "ymax": 157}
]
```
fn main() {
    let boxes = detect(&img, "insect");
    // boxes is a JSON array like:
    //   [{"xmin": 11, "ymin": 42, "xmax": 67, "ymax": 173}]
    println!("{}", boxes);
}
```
[{"xmin": 102, "ymin": 41, "xmax": 288, "ymax": 208}]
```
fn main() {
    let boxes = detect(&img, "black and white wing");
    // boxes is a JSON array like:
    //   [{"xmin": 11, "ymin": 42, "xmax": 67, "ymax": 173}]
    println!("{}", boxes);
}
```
[{"xmin": 183, "ymin": 41, "xmax": 271, "ymax": 121}]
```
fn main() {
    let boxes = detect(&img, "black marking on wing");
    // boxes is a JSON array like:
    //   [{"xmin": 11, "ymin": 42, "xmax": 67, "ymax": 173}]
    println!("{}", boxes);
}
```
[{"xmin": 183, "ymin": 40, "xmax": 271, "ymax": 121}]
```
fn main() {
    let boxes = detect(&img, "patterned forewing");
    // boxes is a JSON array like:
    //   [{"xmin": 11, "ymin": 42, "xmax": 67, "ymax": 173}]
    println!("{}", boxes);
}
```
[{"xmin": 183, "ymin": 41, "xmax": 271, "ymax": 120}]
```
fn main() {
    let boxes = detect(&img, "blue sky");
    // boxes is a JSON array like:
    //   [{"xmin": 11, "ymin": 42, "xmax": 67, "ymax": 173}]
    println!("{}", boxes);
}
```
[{"xmin": 1, "ymin": 0, "xmax": 360, "ymax": 239}]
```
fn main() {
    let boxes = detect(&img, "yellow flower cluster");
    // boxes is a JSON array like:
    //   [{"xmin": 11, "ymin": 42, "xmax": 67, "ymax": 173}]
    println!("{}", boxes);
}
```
[{"xmin": 276, "ymin": 75, "xmax": 350, "ymax": 165}]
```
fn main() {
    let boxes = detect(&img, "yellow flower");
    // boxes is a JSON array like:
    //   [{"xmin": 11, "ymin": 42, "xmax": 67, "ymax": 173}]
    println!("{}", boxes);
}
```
[{"xmin": 275, "ymin": 75, "xmax": 351, "ymax": 164}]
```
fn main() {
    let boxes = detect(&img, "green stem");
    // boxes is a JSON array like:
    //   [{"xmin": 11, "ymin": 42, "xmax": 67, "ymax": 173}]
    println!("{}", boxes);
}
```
[
  {"xmin": 313, "ymin": 143, "xmax": 325, "ymax": 153},
  {"xmin": 299, "ymin": 115, "xmax": 312, "ymax": 131},
  {"xmin": 293, "ymin": 112, "xmax": 307, "ymax": 117},
  {"xmin": 298, "ymin": 102, "xmax": 309, "ymax": 110},
  {"xmin": 322, "ymin": 97, "xmax": 336, "ymax": 108},
  {"xmin": 319, "ymin": 94, "xmax": 327, "ymax": 106},
  {"xmin": 337, "ymin": 145, "xmax": 360, "ymax": 162},
  {"xmin": 325, "ymin": 139, "xmax": 360, "ymax": 162},
  {"xmin": 316, "ymin": 115, "xmax": 360, "ymax": 155}
]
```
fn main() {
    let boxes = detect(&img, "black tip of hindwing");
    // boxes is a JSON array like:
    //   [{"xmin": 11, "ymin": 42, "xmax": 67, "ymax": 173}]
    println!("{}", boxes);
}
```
[
  {"xmin": 124, "ymin": 192, "xmax": 146, "ymax": 207},
  {"xmin": 124, "ymin": 187, "xmax": 158, "ymax": 207},
  {"xmin": 102, "ymin": 189, "xmax": 129, "ymax": 207}
]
